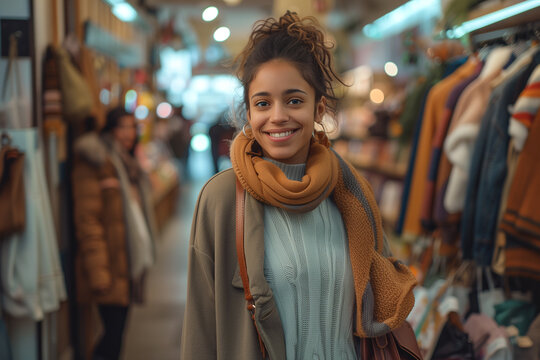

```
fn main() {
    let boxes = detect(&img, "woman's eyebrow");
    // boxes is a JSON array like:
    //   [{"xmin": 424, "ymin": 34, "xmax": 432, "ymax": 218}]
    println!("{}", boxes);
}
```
[
  {"xmin": 284, "ymin": 89, "xmax": 307, "ymax": 95},
  {"xmin": 251, "ymin": 91, "xmax": 270, "ymax": 99},
  {"xmin": 251, "ymin": 89, "xmax": 308, "ymax": 100}
]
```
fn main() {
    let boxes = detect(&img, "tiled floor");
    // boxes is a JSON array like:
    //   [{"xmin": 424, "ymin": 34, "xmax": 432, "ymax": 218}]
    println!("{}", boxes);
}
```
[{"xmin": 121, "ymin": 178, "xmax": 207, "ymax": 360}]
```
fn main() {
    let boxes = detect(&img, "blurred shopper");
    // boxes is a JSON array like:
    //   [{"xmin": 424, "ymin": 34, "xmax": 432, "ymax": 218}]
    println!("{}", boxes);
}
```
[
  {"xmin": 72, "ymin": 108, "xmax": 157, "ymax": 360},
  {"xmin": 209, "ymin": 110, "xmax": 235, "ymax": 173},
  {"xmin": 181, "ymin": 11, "xmax": 417, "ymax": 359},
  {"xmin": 167, "ymin": 105, "xmax": 193, "ymax": 177}
]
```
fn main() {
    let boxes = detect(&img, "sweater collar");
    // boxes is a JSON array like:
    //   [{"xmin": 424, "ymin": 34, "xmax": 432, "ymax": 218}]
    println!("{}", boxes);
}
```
[{"xmin": 263, "ymin": 158, "xmax": 305, "ymax": 181}]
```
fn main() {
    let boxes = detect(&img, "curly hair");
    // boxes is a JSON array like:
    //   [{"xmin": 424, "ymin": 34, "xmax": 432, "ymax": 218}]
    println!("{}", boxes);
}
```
[{"xmin": 235, "ymin": 11, "xmax": 345, "ymax": 120}]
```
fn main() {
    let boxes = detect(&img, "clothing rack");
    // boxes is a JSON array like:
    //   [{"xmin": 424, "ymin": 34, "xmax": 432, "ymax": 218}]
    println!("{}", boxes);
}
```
[{"xmin": 471, "ymin": 20, "xmax": 540, "ymax": 50}]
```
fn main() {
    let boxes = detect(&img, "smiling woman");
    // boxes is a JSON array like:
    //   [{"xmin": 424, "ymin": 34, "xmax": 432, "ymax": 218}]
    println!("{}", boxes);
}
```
[{"xmin": 181, "ymin": 10, "xmax": 418, "ymax": 360}]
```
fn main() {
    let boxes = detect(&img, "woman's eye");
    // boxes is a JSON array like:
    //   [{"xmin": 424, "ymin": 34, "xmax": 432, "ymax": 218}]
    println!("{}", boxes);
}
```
[
  {"xmin": 288, "ymin": 98, "xmax": 303, "ymax": 105},
  {"xmin": 255, "ymin": 101, "xmax": 269, "ymax": 107}
]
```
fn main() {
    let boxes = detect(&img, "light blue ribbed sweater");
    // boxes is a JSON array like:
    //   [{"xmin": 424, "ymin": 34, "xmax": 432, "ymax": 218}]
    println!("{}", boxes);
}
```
[{"xmin": 263, "ymin": 159, "xmax": 357, "ymax": 360}]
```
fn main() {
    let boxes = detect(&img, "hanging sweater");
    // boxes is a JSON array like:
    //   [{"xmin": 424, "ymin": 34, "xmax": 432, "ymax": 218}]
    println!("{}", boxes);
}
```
[{"xmin": 263, "ymin": 159, "xmax": 357, "ymax": 360}]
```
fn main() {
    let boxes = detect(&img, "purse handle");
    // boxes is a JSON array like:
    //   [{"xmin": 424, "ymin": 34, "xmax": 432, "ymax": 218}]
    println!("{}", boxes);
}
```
[{"xmin": 236, "ymin": 178, "xmax": 267, "ymax": 358}]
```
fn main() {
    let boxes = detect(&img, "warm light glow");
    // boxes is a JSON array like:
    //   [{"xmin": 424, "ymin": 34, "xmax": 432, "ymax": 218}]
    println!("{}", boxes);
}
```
[
  {"xmin": 156, "ymin": 102, "xmax": 173, "ymax": 118},
  {"xmin": 370, "ymin": 89, "xmax": 385, "ymax": 104},
  {"xmin": 344, "ymin": 65, "xmax": 373, "ymax": 97},
  {"xmin": 112, "ymin": 3, "xmax": 137, "ymax": 22},
  {"xmin": 202, "ymin": 6, "xmax": 219, "ymax": 22},
  {"xmin": 213, "ymin": 27, "xmax": 230, "ymax": 42},
  {"xmin": 384, "ymin": 62, "xmax": 398, "ymax": 77},
  {"xmin": 223, "ymin": 0, "xmax": 242, "ymax": 5}
]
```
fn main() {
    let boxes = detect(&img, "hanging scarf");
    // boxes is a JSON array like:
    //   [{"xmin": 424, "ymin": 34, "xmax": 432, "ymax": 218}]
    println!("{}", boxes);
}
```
[{"xmin": 230, "ymin": 130, "xmax": 417, "ymax": 337}]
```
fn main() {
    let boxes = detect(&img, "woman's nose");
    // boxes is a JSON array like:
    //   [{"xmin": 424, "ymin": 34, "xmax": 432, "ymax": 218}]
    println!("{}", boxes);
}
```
[{"xmin": 270, "ymin": 103, "xmax": 288, "ymax": 122}]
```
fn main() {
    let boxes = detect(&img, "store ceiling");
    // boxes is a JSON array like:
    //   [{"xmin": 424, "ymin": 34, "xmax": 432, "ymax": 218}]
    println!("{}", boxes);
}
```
[{"xmin": 144, "ymin": 0, "xmax": 407, "ymax": 63}]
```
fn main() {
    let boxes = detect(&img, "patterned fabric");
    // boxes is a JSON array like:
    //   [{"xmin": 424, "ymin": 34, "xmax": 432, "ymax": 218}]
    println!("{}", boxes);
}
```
[
  {"xmin": 230, "ymin": 130, "xmax": 417, "ymax": 337},
  {"xmin": 509, "ymin": 64, "xmax": 540, "ymax": 151}
]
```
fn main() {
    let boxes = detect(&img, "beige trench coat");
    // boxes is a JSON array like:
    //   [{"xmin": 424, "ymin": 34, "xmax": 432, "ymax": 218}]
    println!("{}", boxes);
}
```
[{"xmin": 181, "ymin": 168, "xmax": 286, "ymax": 359}]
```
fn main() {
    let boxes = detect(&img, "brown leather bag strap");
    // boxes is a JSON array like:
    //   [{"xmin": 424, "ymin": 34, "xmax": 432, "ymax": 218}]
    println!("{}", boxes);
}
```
[{"xmin": 235, "ymin": 178, "xmax": 267, "ymax": 358}]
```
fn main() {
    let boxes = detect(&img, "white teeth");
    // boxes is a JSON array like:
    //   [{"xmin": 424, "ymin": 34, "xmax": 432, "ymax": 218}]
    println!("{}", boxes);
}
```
[{"xmin": 268, "ymin": 130, "xmax": 293, "ymax": 138}]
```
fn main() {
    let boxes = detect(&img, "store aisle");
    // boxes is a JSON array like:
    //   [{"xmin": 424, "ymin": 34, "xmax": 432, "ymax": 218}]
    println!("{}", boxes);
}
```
[{"xmin": 121, "ymin": 177, "xmax": 207, "ymax": 360}]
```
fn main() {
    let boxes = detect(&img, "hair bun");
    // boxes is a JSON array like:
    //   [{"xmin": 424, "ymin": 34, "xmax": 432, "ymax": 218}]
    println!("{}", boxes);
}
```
[{"xmin": 235, "ymin": 10, "xmax": 346, "ymax": 121}]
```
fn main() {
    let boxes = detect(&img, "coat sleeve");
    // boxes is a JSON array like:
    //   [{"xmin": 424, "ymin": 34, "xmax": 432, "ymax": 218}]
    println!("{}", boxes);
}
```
[
  {"xmin": 180, "ymin": 187, "xmax": 217, "ymax": 359},
  {"xmin": 72, "ymin": 161, "xmax": 112, "ymax": 292}
]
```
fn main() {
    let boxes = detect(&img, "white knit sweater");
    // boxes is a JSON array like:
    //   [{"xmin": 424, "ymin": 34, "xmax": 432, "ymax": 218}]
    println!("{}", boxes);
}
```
[{"xmin": 263, "ymin": 159, "xmax": 357, "ymax": 360}]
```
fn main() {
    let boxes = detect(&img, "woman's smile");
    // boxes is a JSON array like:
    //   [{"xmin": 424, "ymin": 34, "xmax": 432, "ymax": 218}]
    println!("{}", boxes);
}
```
[{"xmin": 265, "ymin": 129, "xmax": 297, "ymax": 141}]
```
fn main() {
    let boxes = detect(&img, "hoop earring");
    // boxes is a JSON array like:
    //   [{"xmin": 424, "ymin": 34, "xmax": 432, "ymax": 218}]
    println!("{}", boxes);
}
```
[{"xmin": 242, "ymin": 123, "xmax": 253, "ymax": 139}]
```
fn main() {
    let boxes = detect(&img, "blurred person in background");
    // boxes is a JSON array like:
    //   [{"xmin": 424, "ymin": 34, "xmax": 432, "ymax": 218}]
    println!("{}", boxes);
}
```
[
  {"xmin": 167, "ymin": 105, "xmax": 193, "ymax": 177},
  {"xmin": 72, "ymin": 107, "xmax": 157, "ymax": 360},
  {"xmin": 209, "ymin": 110, "xmax": 236, "ymax": 174}
]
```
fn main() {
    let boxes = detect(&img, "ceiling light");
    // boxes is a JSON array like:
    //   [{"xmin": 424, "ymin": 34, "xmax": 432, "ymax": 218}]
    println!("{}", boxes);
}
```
[
  {"xmin": 223, "ymin": 0, "xmax": 242, "ymax": 5},
  {"xmin": 112, "ymin": 3, "xmax": 137, "ymax": 22},
  {"xmin": 202, "ymin": 6, "xmax": 219, "ymax": 22},
  {"xmin": 213, "ymin": 27, "xmax": 230, "ymax": 42},
  {"xmin": 384, "ymin": 62, "xmax": 398, "ymax": 77},
  {"xmin": 449, "ymin": 0, "xmax": 540, "ymax": 38},
  {"xmin": 363, "ymin": 0, "xmax": 441, "ymax": 39}
]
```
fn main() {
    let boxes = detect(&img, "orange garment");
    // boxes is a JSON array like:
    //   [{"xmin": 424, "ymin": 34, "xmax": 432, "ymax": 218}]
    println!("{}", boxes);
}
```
[{"xmin": 402, "ymin": 59, "xmax": 479, "ymax": 237}]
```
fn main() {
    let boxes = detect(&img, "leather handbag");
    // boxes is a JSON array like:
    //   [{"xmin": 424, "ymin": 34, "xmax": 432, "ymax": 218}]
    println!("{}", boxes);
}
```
[
  {"xmin": 0, "ymin": 133, "xmax": 25, "ymax": 238},
  {"xmin": 236, "ymin": 178, "xmax": 422, "ymax": 360},
  {"xmin": 361, "ymin": 321, "xmax": 423, "ymax": 360}
]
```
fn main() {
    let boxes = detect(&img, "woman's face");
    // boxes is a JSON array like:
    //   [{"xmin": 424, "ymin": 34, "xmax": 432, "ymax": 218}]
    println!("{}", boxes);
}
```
[
  {"xmin": 247, "ymin": 59, "xmax": 325, "ymax": 164},
  {"xmin": 113, "ymin": 115, "xmax": 137, "ymax": 151}
]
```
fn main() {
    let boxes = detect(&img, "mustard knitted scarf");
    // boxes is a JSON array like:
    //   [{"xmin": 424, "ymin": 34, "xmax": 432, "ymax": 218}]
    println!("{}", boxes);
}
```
[{"xmin": 230, "ymin": 130, "xmax": 417, "ymax": 337}]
